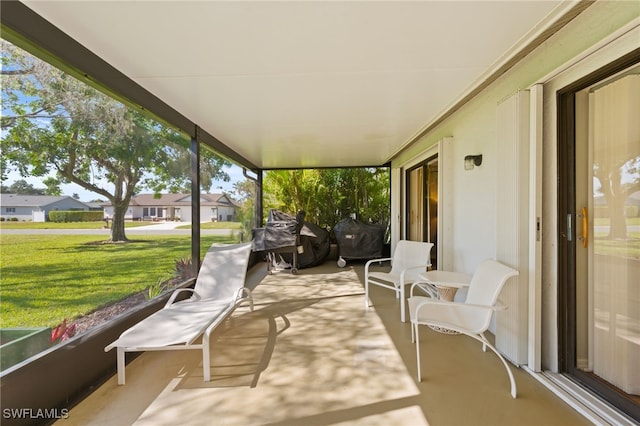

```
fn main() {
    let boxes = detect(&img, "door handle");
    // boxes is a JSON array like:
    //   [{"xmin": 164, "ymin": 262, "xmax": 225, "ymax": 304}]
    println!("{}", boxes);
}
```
[{"xmin": 578, "ymin": 207, "xmax": 588, "ymax": 248}]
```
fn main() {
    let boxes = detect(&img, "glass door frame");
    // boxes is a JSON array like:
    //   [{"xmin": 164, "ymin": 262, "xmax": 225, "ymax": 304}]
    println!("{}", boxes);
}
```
[
  {"xmin": 405, "ymin": 154, "xmax": 438, "ymax": 268},
  {"xmin": 557, "ymin": 48, "xmax": 640, "ymax": 419}
]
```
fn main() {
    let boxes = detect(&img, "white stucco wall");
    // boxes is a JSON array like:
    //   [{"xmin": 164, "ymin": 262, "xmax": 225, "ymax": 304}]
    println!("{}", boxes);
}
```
[{"xmin": 391, "ymin": 2, "xmax": 639, "ymax": 373}]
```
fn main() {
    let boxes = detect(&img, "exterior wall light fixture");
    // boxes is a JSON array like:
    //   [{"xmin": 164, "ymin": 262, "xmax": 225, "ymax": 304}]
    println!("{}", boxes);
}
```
[{"xmin": 464, "ymin": 154, "xmax": 483, "ymax": 170}]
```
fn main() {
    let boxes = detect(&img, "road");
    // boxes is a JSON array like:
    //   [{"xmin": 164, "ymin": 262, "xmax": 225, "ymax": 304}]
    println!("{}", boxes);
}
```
[{"xmin": 0, "ymin": 221, "xmax": 235, "ymax": 236}]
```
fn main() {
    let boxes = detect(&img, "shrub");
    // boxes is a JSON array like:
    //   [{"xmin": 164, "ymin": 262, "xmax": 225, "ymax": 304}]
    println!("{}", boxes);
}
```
[
  {"xmin": 174, "ymin": 257, "xmax": 197, "ymax": 282},
  {"xmin": 146, "ymin": 257, "xmax": 197, "ymax": 300},
  {"xmin": 147, "ymin": 274, "xmax": 173, "ymax": 299},
  {"xmin": 49, "ymin": 210, "xmax": 103, "ymax": 222}
]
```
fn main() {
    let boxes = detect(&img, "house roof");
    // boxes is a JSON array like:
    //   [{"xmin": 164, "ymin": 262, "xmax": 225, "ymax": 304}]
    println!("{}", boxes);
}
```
[
  {"xmin": 127, "ymin": 193, "xmax": 238, "ymax": 208},
  {"xmin": 0, "ymin": 194, "xmax": 89, "ymax": 208},
  {"xmin": 1, "ymin": 1, "xmax": 591, "ymax": 170}
]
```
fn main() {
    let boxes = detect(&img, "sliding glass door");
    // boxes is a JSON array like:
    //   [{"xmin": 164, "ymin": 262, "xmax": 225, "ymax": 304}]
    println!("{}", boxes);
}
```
[
  {"xmin": 559, "ymin": 55, "xmax": 640, "ymax": 420},
  {"xmin": 406, "ymin": 156, "xmax": 438, "ymax": 268}
]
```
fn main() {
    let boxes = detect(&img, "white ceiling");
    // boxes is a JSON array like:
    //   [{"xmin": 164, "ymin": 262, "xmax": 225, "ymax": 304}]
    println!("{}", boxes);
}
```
[{"xmin": 23, "ymin": 1, "xmax": 568, "ymax": 169}]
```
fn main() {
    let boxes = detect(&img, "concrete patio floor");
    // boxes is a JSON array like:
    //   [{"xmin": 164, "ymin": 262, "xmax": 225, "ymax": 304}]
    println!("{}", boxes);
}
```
[{"xmin": 58, "ymin": 260, "xmax": 589, "ymax": 426}]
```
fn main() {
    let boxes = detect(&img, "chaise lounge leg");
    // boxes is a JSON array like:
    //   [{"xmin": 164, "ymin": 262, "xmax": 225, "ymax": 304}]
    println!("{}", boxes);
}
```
[
  {"xmin": 203, "ymin": 338, "xmax": 211, "ymax": 382},
  {"xmin": 117, "ymin": 347, "xmax": 125, "ymax": 385}
]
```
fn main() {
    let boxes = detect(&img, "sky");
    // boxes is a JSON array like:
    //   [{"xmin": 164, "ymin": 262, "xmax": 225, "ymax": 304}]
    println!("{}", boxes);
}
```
[{"xmin": 3, "ymin": 163, "xmax": 247, "ymax": 202}]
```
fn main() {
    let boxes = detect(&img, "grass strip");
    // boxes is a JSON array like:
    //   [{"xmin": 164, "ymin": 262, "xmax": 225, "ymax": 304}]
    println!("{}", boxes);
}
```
[{"xmin": 0, "ymin": 220, "xmax": 243, "ymax": 230}]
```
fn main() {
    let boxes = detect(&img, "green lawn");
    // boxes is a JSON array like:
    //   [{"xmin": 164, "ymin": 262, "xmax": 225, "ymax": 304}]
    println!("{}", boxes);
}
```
[
  {"xmin": 0, "ymin": 233, "xmax": 240, "ymax": 328},
  {"xmin": 0, "ymin": 220, "xmax": 243, "ymax": 230},
  {"xmin": 0, "ymin": 220, "xmax": 150, "ymax": 229}
]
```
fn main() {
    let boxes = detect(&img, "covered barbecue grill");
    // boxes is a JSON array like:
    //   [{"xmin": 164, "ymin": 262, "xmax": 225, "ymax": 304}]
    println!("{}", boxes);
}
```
[
  {"xmin": 333, "ymin": 218, "xmax": 386, "ymax": 267},
  {"xmin": 252, "ymin": 209, "xmax": 330, "ymax": 273}
]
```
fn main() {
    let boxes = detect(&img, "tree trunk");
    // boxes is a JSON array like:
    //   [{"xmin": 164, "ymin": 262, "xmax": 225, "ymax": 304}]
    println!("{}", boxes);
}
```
[
  {"xmin": 110, "ymin": 204, "xmax": 129, "ymax": 242},
  {"xmin": 607, "ymin": 192, "xmax": 628, "ymax": 239},
  {"xmin": 603, "ymin": 170, "xmax": 628, "ymax": 240}
]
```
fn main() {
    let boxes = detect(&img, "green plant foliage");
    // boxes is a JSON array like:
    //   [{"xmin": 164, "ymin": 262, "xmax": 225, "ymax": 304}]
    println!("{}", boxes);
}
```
[
  {"xmin": 146, "ymin": 256, "xmax": 199, "ymax": 300},
  {"xmin": 147, "ymin": 274, "xmax": 173, "ymax": 300},
  {"xmin": 173, "ymin": 257, "xmax": 196, "ymax": 282},
  {"xmin": 263, "ymin": 167, "xmax": 390, "ymax": 231},
  {"xmin": 49, "ymin": 211, "xmax": 103, "ymax": 222}
]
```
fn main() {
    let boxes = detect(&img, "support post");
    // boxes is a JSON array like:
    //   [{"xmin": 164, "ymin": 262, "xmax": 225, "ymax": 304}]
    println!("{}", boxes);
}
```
[{"xmin": 191, "ymin": 129, "xmax": 201, "ymax": 272}]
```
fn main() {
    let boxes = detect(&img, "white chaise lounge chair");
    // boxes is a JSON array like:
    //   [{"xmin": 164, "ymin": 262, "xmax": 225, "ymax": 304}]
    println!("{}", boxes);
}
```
[{"xmin": 105, "ymin": 242, "xmax": 254, "ymax": 385}]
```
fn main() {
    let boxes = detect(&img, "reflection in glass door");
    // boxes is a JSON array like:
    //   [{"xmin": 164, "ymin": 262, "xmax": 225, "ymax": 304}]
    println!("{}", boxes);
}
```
[
  {"xmin": 406, "ymin": 157, "xmax": 438, "ymax": 268},
  {"xmin": 408, "ymin": 166, "xmax": 424, "ymax": 241},
  {"xmin": 563, "ymin": 61, "xmax": 640, "ymax": 419}
]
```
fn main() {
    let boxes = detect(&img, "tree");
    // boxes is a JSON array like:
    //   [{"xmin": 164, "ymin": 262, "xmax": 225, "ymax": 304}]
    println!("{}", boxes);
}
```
[
  {"xmin": 594, "ymin": 156, "xmax": 640, "ymax": 239},
  {"xmin": 3, "ymin": 179, "xmax": 46, "ymax": 195},
  {"xmin": 42, "ymin": 176, "xmax": 62, "ymax": 195},
  {"xmin": 590, "ymin": 72, "xmax": 640, "ymax": 240},
  {"xmin": 263, "ymin": 168, "xmax": 390, "ymax": 232},
  {"xmin": 1, "ymin": 40, "xmax": 230, "ymax": 241},
  {"xmin": 232, "ymin": 179, "xmax": 256, "ymax": 241}
]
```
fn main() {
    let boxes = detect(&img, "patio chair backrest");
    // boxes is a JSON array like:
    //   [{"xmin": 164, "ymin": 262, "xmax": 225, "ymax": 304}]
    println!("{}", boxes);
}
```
[
  {"xmin": 465, "ymin": 259, "xmax": 519, "ymax": 307},
  {"xmin": 193, "ymin": 242, "xmax": 253, "ymax": 300},
  {"xmin": 390, "ymin": 240, "xmax": 433, "ymax": 278}
]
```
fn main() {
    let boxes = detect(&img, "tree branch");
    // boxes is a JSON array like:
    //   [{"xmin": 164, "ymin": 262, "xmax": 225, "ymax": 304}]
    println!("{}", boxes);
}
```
[{"xmin": 0, "ymin": 67, "xmax": 34, "ymax": 75}]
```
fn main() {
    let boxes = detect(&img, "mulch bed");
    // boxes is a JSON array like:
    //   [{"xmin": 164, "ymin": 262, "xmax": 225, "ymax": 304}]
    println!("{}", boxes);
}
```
[{"xmin": 72, "ymin": 292, "xmax": 148, "ymax": 335}]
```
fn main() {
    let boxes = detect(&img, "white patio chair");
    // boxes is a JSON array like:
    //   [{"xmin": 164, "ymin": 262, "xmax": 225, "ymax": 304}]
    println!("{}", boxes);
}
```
[
  {"xmin": 364, "ymin": 240, "xmax": 433, "ymax": 322},
  {"xmin": 105, "ymin": 242, "xmax": 253, "ymax": 385},
  {"xmin": 408, "ymin": 259, "xmax": 519, "ymax": 397}
]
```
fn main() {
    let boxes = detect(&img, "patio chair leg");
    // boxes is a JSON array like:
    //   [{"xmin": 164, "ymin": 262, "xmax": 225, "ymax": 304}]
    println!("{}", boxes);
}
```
[
  {"xmin": 415, "ymin": 323, "xmax": 422, "ymax": 382},
  {"xmin": 476, "ymin": 333, "xmax": 517, "ymax": 398},
  {"xmin": 364, "ymin": 281, "xmax": 370, "ymax": 309},
  {"xmin": 400, "ymin": 284, "xmax": 406, "ymax": 322}
]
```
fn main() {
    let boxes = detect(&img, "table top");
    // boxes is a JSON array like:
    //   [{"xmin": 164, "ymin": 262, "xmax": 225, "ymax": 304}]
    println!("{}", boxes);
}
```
[{"xmin": 419, "ymin": 270, "xmax": 472, "ymax": 288}]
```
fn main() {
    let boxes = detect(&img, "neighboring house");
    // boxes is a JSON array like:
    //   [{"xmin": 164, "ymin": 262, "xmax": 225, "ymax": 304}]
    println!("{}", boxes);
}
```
[
  {"xmin": 84, "ymin": 201, "xmax": 106, "ymax": 212},
  {"xmin": 102, "ymin": 193, "xmax": 239, "ymax": 222},
  {"xmin": 0, "ymin": 194, "xmax": 94, "ymax": 222}
]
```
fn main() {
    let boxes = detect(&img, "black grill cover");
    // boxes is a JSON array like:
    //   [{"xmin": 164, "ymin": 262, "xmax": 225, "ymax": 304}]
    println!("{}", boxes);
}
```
[
  {"xmin": 251, "ymin": 220, "xmax": 297, "ymax": 251},
  {"xmin": 333, "ymin": 218, "xmax": 385, "ymax": 259},
  {"xmin": 252, "ymin": 209, "xmax": 330, "ymax": 268}
]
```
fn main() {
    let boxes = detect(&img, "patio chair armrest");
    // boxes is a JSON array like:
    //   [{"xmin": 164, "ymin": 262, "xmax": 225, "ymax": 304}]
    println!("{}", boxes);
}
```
[
  {"xmin": 413, "ymin": 299, "xmax": 494, "ymax": 317},
  {"xmin": 233, "ymin": 287, "xmax": 254, "ymax": 310},
  {"xmin": 364, "ymin": 257, "xmax": 393, "ymax": 270},
  {"xmin": 491, "ymin": 301, "xmax": 508, "ymax": 311},
  {"xmin": 412, "ymin": 298, "xmax": 456, "ymax": 309},
  {"xmin": 233, "ymin": 286, "xmax": 252, "ymax": 301},
  {"xmin": 448, "ymin": 301, "xmax": 508, "ymax": 311},
  {"xmin": 410, "ymin": 281, "xmax": 438, "ymax": 298},
  {"xmin": 400, "ymin": 265, "xmax": 430, "ymax": 283},
  {"xmin": 165, "ymin": 288, "xmax": 200, "ymax": 307}
]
